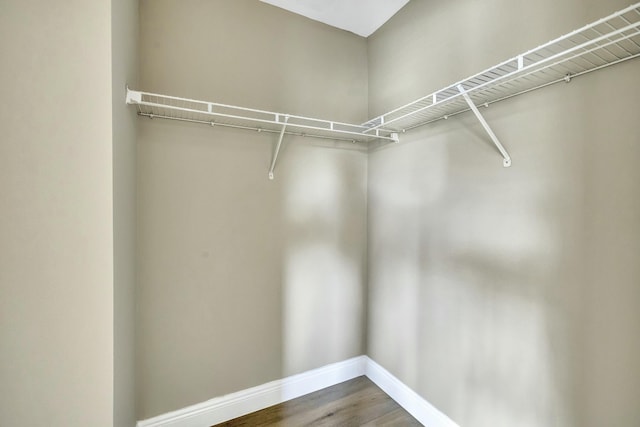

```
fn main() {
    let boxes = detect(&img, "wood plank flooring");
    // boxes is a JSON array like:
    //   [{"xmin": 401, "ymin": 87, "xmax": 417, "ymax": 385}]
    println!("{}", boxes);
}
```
[{"xmin": 212, "ymin": 376, "xmax": 422, "ymax": 426}]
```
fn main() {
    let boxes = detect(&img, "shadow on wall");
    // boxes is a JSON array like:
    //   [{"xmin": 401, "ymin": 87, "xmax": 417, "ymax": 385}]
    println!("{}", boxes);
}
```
[
  {"xmin": 367, "ymin": 82, "xmax": 607, "ymax": 427},
  {"xmin": 280, "ymin": 139, "xmax": 368, "ymax": 376},
  {"xmin": 414, "ymin": 170, "xmax": 577, "ymax": 427},
  {"xmin": 135, "ymin": 119, "xmax": 369, "ymax": 419}
]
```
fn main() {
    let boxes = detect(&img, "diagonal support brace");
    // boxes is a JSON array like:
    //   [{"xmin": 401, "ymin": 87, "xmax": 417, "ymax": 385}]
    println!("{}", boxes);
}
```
[
  {"xmin": 457, "ymin": 85, "xmax": 511, "ymax": 167},
  {"xmin": 268, "ymin": 115, "xmax": 289, "ymax": 180}
]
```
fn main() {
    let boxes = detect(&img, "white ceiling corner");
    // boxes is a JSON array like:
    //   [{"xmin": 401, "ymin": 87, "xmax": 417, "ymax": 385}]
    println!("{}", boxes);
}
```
[{"xmin": 259, "ymin": 0, "xmax": 410, "ymax": 37}]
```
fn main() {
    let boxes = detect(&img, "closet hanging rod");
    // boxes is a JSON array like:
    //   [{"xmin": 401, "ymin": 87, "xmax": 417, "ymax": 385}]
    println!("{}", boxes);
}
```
[
  {"xmin": 401, "ymin": 50, "xmax": 640, "ymax": 133},
  {"xmin": 133, "ymin": 90, "xmax": 378, "ymax": 130},
  {"xmin": 127, "ymin": 2, "xmax": 639, "ymax": 170},
  {"xmin": 136, "ymin": 112, "xmax": 370, "ymax": 144},
  {"xmin": 127, "ymin": 88, "xmax": 399, "ymax": 144},
  {"xmin": 365, "ymin": 2, "xmax": 640, "ymax": 134}
]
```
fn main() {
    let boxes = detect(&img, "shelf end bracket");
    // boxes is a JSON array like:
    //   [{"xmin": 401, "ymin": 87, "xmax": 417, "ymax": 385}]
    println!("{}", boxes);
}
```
[
  {"xmin": 457, "ymin": 85, "xmax": 511, "ymax": 168},
  {"xmin": 126, "ymin": 87, "xmax": 142, "ymax": 104},
  {"xmin": 268, "ymin": 116, "xmax": 290, "ymax": 180}
]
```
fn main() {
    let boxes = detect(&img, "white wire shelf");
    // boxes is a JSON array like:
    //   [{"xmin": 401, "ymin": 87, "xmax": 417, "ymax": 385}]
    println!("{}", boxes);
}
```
[
  {"xmin": 126, "ymin": 89, "xmax": 399, "ymax": 144},
  {"xmin": 364, "ymin": 2, "xmax": 640, "ymax": 134},
  {"xmin": 127, "ymin": 3, "xmax": 640, "ymax": 174}
]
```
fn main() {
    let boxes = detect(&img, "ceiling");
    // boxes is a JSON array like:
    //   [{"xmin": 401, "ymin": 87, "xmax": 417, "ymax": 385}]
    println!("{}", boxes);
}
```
[{"xmin": 259, "ymin": 0, "xmax": 410, "ymax": 38}]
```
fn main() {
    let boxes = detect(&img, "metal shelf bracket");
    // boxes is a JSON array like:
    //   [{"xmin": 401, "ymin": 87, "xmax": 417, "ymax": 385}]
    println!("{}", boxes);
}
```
[
  {"xmin": 126, "ymin": 4, "xmax": 639, "ymax": 172},
  {"xmin": 268, "ymin": 116, "xmax": 289, "ymax": 180},
  {"xmin": 457, "ymin": 84, "xmax": 512, "ymax": 168},
  {"xmin": 125, "ymin": 86, "xmax": 141, "ymax": 104}
]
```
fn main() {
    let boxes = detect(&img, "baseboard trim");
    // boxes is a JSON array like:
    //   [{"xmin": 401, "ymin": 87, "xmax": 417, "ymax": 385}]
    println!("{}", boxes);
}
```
[
  {"xmin": 364, "ymin": 357, "xmax": 458, "ymax": 427},
  {"xmin": 137, "ymin": 355, "xmax": 458, "ymax": 427},
  {"xmin": 136, "ymin": 356, "xmax": 367, "ymax": 427}
]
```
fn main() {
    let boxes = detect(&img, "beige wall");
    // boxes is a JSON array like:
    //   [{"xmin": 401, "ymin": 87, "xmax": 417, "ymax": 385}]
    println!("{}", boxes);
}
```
[
  {"xmin": 367, "ymin": 1, "xmax": 640, "ymax": 426},
  {"xmin": 136, "ymin": 0, "xmax": 369, "ymax": 419},
  {"xmin": 113, "ymin": 0, "xmax": 139, "ymax": 426},
  {"xmin": 3, "ymin": 1, "xmax": 636, "ymax": 424},
  {"xmin": 0, "ymin": 0, "xmax": 114, "ymax": 426}
]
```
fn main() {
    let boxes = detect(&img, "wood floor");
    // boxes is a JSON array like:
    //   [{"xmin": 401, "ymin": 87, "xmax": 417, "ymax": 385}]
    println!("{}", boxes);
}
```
[{"xmin": 212, "ymin": 376, "xmax": 422, "ymax": 426}]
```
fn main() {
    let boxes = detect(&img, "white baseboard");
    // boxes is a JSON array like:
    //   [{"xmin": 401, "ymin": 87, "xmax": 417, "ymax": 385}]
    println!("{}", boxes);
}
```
[
  {"xmin": 137, "ymin": 355, "xmax": 458, "ymax": 427},
  {"xmin": 364, "ymin": 357, "xmax": 458, "ymax": 427},
  {"xmin": 136, "ymin": 356, "xmax": 367, "ymax": 427}
]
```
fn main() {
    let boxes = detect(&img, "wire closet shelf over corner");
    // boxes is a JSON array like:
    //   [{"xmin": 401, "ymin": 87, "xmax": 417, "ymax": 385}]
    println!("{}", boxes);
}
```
[
  {"xmin": 127, "ymin": 2, "xmax": 640, "ymax": 168},
  {"xmin": 363, "ymin": 2, "xmax": 640, "ymax": 135},
  {"xmin": 125, "ymin": 90, "xmax": 400, "ymax": 144}
]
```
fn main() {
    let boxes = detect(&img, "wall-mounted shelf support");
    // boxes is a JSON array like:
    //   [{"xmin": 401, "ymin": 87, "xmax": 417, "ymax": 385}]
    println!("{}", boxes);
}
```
[
  {"xmin": 125, "ymin": 88, "xmax": 398, "ymax": 179},
  {"xmin": 362, "ymin": 2, "xmax": 640, "ymax": 168},
  {"xmin": 457, "ymin": 85, "xmax": 512, "ymax": 168},
  {"xmin": 268, "ymin": 116, "xmax": 289, "ymax": 180},
  {"xmin": 127, "ymin": 3, "xmax": 640, "ymax": 173}
]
